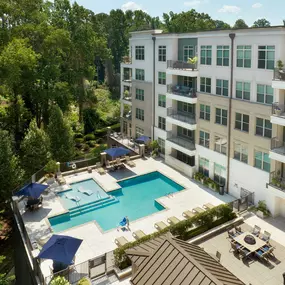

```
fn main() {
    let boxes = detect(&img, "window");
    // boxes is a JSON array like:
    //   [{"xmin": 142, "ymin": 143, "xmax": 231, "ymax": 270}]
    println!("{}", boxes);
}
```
[
  {"xmin": 158, "ymin": 116, "xmax": 166, "ymax": 130},
  {"xmin": 214, "ymin": 136, "xmax": 227, "ymax": 155},
  {"xmin": 216, "ymin": 79, "xmax": 228, "ymax": 96},
  {"xmin": 135, "ymin": 126, "xmax": 144, "ymax": 138},
  {"xmin": 135, "ymin": 88, "xmax": 144, "ymax": 101},
  {"xmin": 235, "ymin": 113, "xmax": 249, "ymax": 132},
  {"xmin": 135, "ymin": 108, "xmax": 144, "ymax": 121},
  {"xmin": 135, "ymin": 46, "xmax": 144, "ymax": 60},
  {"xmin": 236, "ymin": 82, "xmax": 250, "ymax": 100},
  {"xmin": 200, "ymin": 77, "xmax": 211, "ymax": 93},
  {"xmin": 199, "ymin": 157, "xmax": 209, "ymax": 177},
  {"xmin": 135, "ymin": 69, "xmax": 145, "ymax": 81},
  {"xmin": 158, "ymin": 138, "xmax": 165, "ymax": 154},
  {"xmin": 158, "ymin": 72, "xmax": 166, "ymax": 85},
  {"xmin": 237, "ymin": 45, "xmax": 251, "ymax": 68},
  {"xmin": 183, "ymin": 45, "xmax": 194, "ymax": 62},
  {"xmin": 177, "ymin": 150, "xmax": 195, "ymax": 166},
  {"xmin": 158, "ymin": 46, "xmax": 166, "ymax": 62},
  {"xmin": 234, "ymin": 143, "xmax": 248, "ymax": 164},
  {"xmin": 158, "ymin": 94, "xmax": 166, "ymax": 107},
  {"xmin": 177, "ymin": 101, "xmax": 195, "ymax": 115},
  {"xmin": 256, "ymin": 118, "xmax": 272, "ymax": 138},
  {"xmin": 217, "ymin": 45, "xmax": 229, "ymax": 66},
  {"xmin": 183, "ymin": 77, "xmax": 193, "ymax": 87},
  {"xmin": 177, "ymin": 126, "xmax": 194, "ymax": 140},
  {"xmin": 215, "ymin": 108, "xmax": 227, "ymax": 126},
  {"xmin": 199, "ymin": 131, "xmax": 210, "ymax": 148},
  {"xmin": 200, "ymin": 45, "xmax": 212, "ymax": 65},
  {"xmin": 254, "ymin": 151, "xmax": 270, "ymax": 172},
  {"xmin": 257, "ymin": 84, "xmax": 274, "ymax": 105},
  {"xmin": 200, "ymin": 104, "xmax": 210, "ymax": 121},
  {"xmin": 258, "ymin": 46, "xmax": 275, "ymax": 70},
  {"xmin": 214, "ymin": 163, "xmax": 226, "ymax": 185}
]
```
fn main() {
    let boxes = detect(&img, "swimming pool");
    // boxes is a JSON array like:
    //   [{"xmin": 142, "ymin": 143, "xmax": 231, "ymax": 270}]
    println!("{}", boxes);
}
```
[{"xmin": 49, "ymin": 171, "xmax": 184, "ymax": 232}]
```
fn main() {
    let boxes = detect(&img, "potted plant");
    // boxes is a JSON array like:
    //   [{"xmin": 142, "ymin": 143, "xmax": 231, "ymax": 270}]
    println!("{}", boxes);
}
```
[
  {"xmin": 274, "ymin": 105, "xmax": 282, "ymax": 116},
  {"xmin": 150, "ymin": 140, "xmax": 159, "ymax": 158},
  {"xmin": 277, "ymin": 60, "xmax": 284, "ymax": 71},
  {"xmin": 187, "ymin": 56, "xmax": 198, "ymax": 71},
  {"xmin": 123, "ymin": 90, "xmax": 130, "ymax": 100},
  {"xmin": 44, "ymin": 160, "xmax": 58, "ymax": 184}
]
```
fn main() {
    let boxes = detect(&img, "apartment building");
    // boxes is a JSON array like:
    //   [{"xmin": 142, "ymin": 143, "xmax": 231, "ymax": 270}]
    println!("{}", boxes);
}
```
[{"xmin": 120, "ymin": 27, "xmax": 285, "ymax": 217}]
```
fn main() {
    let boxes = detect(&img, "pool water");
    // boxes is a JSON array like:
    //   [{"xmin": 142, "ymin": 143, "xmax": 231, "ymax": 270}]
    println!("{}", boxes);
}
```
[{"xmin": 49, "ymin": 171, "xmax": 184, "ymax": 232}]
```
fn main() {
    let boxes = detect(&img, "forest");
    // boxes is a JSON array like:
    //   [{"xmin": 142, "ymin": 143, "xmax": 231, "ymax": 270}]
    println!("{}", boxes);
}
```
[{"xmin": 0, "ymin": 0, "xmax": 280, "ymax": 281}]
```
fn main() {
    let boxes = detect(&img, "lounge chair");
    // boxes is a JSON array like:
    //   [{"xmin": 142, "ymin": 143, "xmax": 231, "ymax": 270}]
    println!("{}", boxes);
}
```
[
  {"xmin": 203, "ymin": 203, "xmax": 215, "ymax": 210},
  {"xmin": 106, "ymin": 160, "xmax": 115, "ymax": 171},
  {"xmin": 133, "ymin": 230, "xmax": 146, "ymax": 239},
  {"xmin": 193, "ymin": 207, "xmax": 205, "ymax": 214},
  {"xmin": 115, "ymin": 158, "xmax": 124, "ymax": 169},
  {"xmin": 182, "ymin": 210, "xmax": 196, "ymax": 219},
  {"xmin": 78, "ymin": 187, "xmax": 93, "ymax": 196},
  {"xmin": 115, "ymin": 236, "xmax": 129, "ymax": 247},
  {"xmin": 96, "ymin": 162, "xmax": 106, "ymax": 175},
  {"xmin": 125, "ymin": 156, "xmax": 135, "ymax": 167},
  {"xmin": 65, "ymin": 194, "xmax": 81, "ymax": 202},
  {"xmin": 167, "ymin": 216, "xmax": 180, "ymax": 225},
  {"xmin": 154, "ymin": 221, "xmax": 168, "ymax": 230}
]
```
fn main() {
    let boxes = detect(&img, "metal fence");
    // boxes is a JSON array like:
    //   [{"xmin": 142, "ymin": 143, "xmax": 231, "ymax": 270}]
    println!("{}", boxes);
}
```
[
  {"xmin": 167, "ymin": 84, "xmax": 197, "ymax": 98},
  {"xmin": 273, "ymin": 68, "xmax": 285, "ymax": 81},
  {"xmin": 271, "ymin": 137, "xmax": 285, "ymax": 153},
  {"xmin": 227, "ymin": 189, "xmax": 254, "ymax": 213},
  {"xmin": 59, "ymin": 157, "xmax": 100, "ymax": 173},
  {"xmin": 167, "ymin": 60, "xmax": 197, "ymax": 70},
  {"xmin": 167, "ymin": 108, "xmax": 196, "ymax": 125},
  {"xmin": 166, "ymin": 131, "xmax": 195, "ymax": 150}
]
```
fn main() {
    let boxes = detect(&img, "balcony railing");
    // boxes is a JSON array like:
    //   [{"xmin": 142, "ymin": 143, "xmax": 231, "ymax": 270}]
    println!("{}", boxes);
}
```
[
  {"xmin": 271, "ymin": 137, "xmax": 285, "ymax": 155},
  {"xmin": 167, "ymin": 60, "xmax": 197, "ymax": 71},
  {"xmin": 167, "ymin": 108, "xmax": 196, "ymax": 125},
  {"xmin": 273, "ymin": 68, "xmax": 285, "ymax": 81},
  {"xmin": 272, "ymin": 102, "xmax": 285, "ymax": 116},
  {"xmin": 167, "ymin": 131, "xmax": 195, "ymax": 150},
  {"xmin": 122, "ymin": 77, "xmax": 132, "ymax": 83},
  {"xmin": 122, "ymin": 93, "xmax": 132, "ymax": 102},
  {"xmin": 269, "ymin": 171, "xmax": 285, "ymax": 192},
  {"xmin": 167, "ymin": 84, "xmax": 197, "ymax": 98},
  {"xmin": 122, "ymin": 56, "xmax": 132, "ymax": 64}
]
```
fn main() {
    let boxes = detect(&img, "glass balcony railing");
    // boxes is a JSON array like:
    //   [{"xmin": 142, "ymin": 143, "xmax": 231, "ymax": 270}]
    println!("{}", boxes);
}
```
[
  {"xmin": 269, "ymin": 171, "xmax": 285, "ymax": 192},
  {"xmin": 167, "ymin": 84, "xmax": 196, "ymax": 98},
  {"xmin": 271, "ymin": 137, "xmax": 285, "ymax": 155},
  {"xmin": 166, "ymin": 131, "xmax": 195, "ymax": 150},
  {"xmin": 167, "ymin": 108, "xmax": 196, "ymax": 125}
]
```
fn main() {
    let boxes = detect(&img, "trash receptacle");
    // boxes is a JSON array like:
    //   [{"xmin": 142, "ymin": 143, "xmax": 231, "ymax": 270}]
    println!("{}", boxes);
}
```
[{"xmin": 219, "ymin": 184, "xmax": 225, "ymax": 195}]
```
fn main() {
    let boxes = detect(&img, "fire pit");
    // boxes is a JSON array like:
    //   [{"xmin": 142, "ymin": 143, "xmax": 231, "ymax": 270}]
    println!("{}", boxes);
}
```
[{"xmin": 244, "ymin": 234, "xmax": 256, "ymax": 245}]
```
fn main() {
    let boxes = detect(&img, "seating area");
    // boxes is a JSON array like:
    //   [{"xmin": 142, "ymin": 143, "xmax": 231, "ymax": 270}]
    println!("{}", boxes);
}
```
[{"xmin": 227, "ymin": 224, "xmax": 275, "ymax": 263}]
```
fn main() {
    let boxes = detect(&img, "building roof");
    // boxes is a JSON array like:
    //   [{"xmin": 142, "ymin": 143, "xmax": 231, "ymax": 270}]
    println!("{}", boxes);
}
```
[{"xmin": 126, "ymin": 234, "xmax": 245, "ymax": 285}]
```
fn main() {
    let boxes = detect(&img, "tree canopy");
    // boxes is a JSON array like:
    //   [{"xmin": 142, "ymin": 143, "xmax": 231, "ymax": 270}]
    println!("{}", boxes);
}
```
[
  {"xmin": 252, "ymin": 18, "xmax": 271, "ymax": 28},
  {"xmin": 233, "ymin": 19, "xmax": 248, "ymax": 29}
]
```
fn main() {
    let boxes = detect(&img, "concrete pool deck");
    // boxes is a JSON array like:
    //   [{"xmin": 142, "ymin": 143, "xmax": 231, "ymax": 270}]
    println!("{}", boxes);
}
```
[{"xmin": 18, "ymin": 157, "xmax": 237, "ymax": 279}]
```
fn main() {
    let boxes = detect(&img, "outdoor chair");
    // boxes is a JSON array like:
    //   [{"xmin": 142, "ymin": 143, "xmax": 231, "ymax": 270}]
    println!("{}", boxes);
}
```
[
  {"xmin": 261, "ymin": 231, "xmax": 271, "ymax": 243},
  {"xmin": 252, "ymin": 225, "xmax": 261, "ymax": 237},
  {"xmin": 115, "ymin": 236, "xmax": 129, "ymax": 247},
  {"xmin": 240, "ymin": 248, "xmax": 252, "ymax": 260},
  {"xmin": 182, "ymin": 210, "xmax": 196, "ymax": 219},
  {"xmin": 154, "ymin": 221, "xmax": 168, "ymax": 231},
  {"xmin": 132, "ymin": 230, "xmax": 146, "ymax": 239},
  {"xmin": 255, "ymin": 249, "xmax": 269, "ymax": 261},
  {"xmin": 125, "ymin": 156, "xmax": 135, "ymax": 167},
  {"xmin": 193, "ymin": 207, "xmax": 205, "ymax": 214},
  {"xmin": 106, "ymin": 160, "xmax": 115, "ymax": 172},
  {"xmin": 234, "ymin": 226, "xmax": 243, "ymax": 235},
  {"xmin": 203, "ymin": 203, "xmax": 215, "ymax": 210},
  {"xmin": 227, "ymin": 230, "xmax": 236, "ymax": 239},
  {"xmin": 115, "ymin": 158, "xmax": 124, "ymax": 169},
  {"xmin": 229, "ymin": 240, "xmax": 243, "ymax": 253},
  {"xmin": 167, "ymin": 216, "xmax": 180, "ymax": 225}
]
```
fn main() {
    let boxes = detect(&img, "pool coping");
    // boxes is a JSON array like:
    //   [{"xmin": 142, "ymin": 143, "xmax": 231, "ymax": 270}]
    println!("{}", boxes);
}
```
[{"xmin": 46, "ymin": 169, "xmax": 189, "ymax": 235}]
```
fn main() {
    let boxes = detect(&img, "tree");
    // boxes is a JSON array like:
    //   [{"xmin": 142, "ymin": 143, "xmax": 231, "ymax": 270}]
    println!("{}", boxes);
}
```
[
  {"xmin": 0, "ymin": 130, "xmax": 24, "ymax": 202},
  {"xmin": 233, "ymin": 19, "xmax": 248, "ymax": 29},
  {"xmin": 214, "ymin": 20, "xmax": 231, "ymax": 30},
  {"xmin": 0, "ymin": 256, "xmax": 15, "ymax": 285},
  {"xmin": 83, "ymin": 108, "xmax": 100, "ymax": 134},
  {"xmin": 252, "ymin": 18, "xmax": 271, "ymax": 28},
  {"xmin": 20, "ymin": 120, "xmax": 50, "ymax": 177},
  {"xmin": 47, "ymin": 105, "xmax": 74, "ymax": 162}
]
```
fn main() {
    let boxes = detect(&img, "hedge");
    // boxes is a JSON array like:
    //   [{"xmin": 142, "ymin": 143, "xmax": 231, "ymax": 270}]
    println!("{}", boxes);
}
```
[{"xmin": 114, "ymin": 204, "xmax": 236, "ymax": 269}]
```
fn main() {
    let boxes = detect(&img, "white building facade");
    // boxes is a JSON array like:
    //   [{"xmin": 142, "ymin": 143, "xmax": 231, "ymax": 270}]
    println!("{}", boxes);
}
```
[{"xmin": 120, "ymin": 27, "xmax": 285, "ymax": 217}]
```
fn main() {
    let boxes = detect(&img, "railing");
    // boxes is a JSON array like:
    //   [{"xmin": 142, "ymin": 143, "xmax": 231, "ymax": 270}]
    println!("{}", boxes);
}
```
[
  {"xmin": 273, "ymin": 68, "xmax": 285, "ymax": 81},
  {"xmin": 271, "ymin": 137, "xmax": 285, "ymax": 154},
  {"xmin": 122, "ymin": 95, "xmax": 132, "ymax": 102},
  {"xmin": 122, "ymin": 77, "xmax": 132, "ymax": 83},
  {"xmin": 167, "ymin": 60, "xmax": 197, "ymax": 71},
  {"xmin": 272, "ymin": 102, "xmax": 285, "ymax": 116},
  {"xmin": 167, "ymin": 108, "xmax": 196, "ymax": 125},
  {"xmin": 122, "ymin": 56, "xmax": 132, "ymax": 64},
  {"xmin": 167, "ymin": 84, "xmax": 197, "ymax": 98},
  {"xmin": 269, "ymin": 171, "xmax": 285, "ymax": 192},
  {"xmin": 60, "ymin": 157, "xmax": 100, "ymax": 172},
  {"xmin": 167, "ymin": 131, "xmax": 195, "ymax": 150}
]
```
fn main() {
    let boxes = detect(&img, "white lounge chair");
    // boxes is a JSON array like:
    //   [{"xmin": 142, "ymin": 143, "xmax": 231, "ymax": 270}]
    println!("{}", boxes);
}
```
[
  {"xmin": 133, "ymin": 230, "xmax": 146, "ymax": 239},
  {"xmin": 65, "ymin": 194, "xmax": 81, "ymax": 202},
  {"xmin": 167, "ymin": 216, "xmax": 180, "ymax": 225},
  {"xmin": 96, "ymin": 162, "xmax": 106, "ymax": 175},
  {"xmin": 125, "ymin": 156, "xmax": 135, "ymax": 167},
  {"xmin": 78, "ymin": 187, "xmax": 93, "ymax": 196},
  {"xmin": 154, "ymin": 221, "xmax": 168, "ymax": 230},
  {"xmin": 115, "ymin": 236, "xmax": 129, "ymax": 247}
]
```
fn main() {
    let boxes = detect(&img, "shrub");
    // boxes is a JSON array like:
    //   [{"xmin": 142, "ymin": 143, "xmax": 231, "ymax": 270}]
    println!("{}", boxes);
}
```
[
  {"xmin": 256, "ymin": 200, "xmax": 271, "ymax": 217},
  {"xmin": 44, "ymin": 160, "xmax": 58, "ymax": 174},
  {"xmin": 50, "ymin": 276, "xmax": 70, "ymax": 285},
  {"xmin": 77, "ymin": 278, "xmax": 90, "ymax": 285},
  {"xmin": 114, "ymin": 204, "xmax": 236, "ymax": 269},
  {"xmin": 86, "ymin": 140, "xmax": 96, "ymax": 147},
  {"xmin": 83, "ymin": 144, "xmax": 90, "ymax": 151},
  {"xmin": 84, "ymin": 134, "xmax": 96, "ymax": 141},
  {"xmin": 75, "ymin": 138, "xmax": 84, "ymax": 144},
  {"xmin": 74, "ymin": 133, "xmax": 83, "ymax": 139},
  {"xmin": 96, "ymin": 138, "xmax": 104, "ymax": 144}
]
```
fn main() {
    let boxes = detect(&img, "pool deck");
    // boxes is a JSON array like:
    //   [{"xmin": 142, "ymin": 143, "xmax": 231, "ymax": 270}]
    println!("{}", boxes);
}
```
[{"xmin": 18, "ymin": 157, "xmax": 237, "ymax": 279}]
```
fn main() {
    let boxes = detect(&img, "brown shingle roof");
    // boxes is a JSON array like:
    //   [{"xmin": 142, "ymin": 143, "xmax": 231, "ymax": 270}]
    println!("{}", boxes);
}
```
[{"xmin": 126, "ymin": 235, "xmax": 245, "ymax": 285}]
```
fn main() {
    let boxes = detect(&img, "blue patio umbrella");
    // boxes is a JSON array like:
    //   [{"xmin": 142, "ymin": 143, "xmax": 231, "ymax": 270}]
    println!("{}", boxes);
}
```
[
  {"xmin": 105, "ymin": 147, "xmax": 131, "ymax": 159},
  {"xmin": 15, "ymin": 183, "xmax": 48, "ymax": 199},
  {"xmin": 136, "ymin": 135, "xmax": 151, "ymax": 144},
  {"xmin": 37, "ymin": 234, "xmax": 83, "ymax": 265}
]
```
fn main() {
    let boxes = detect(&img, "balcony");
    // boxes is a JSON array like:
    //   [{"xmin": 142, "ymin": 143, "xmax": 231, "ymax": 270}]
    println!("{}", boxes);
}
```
[
  {"xmin": 272, "ymin": 68, "xmax": 285, "ymax": 89},
  {"xmin": 271, "ymin": 103, "xmax": 285, "ymax": 126},
  {"xmin": 166, "ymin": 84, "xmax": 197, "ymax": 104},
  {"xmin": 166, "ymin": 131, "xmax": 196, "ymax": 157},
  {"xmin": 121, "ymin": 93, "xmax": 132, "ymax": 105},
  {"xmin": 166, "ymin": 60, "xmax": 198, "ymax": 77},
  {"xmin": 166, "ymin": 108, "xmax": 196, "ymax": 130},
  {"xmin": 165, "ymin": 154, "xmax": 196, "ymax": 177},
  {"xmin": 269, "ymin": 137, "xmax": 285, "ymax": 163},
  {"xmin": 121, "ymin": 111, "xmax": 132, "ymax": 121},
  {"xmin": 121, "ymin": 56, "xmax": 132, "ymax": 68},
  {"xmin": 268, "ymin": 171, "xmax": 285, "ymax": 198}
]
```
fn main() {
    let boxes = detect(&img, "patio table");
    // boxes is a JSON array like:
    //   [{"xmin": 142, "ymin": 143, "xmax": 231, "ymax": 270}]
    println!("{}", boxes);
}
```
[{"xmin": 233, "ymin": 232, "xmax": 267, "ymax": 253}]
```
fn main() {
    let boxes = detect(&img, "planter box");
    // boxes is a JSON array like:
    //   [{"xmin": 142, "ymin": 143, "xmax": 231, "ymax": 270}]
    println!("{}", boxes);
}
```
[{"xmin": 275, "ymin": 109, "xmax": 282, "ymax": 116}]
